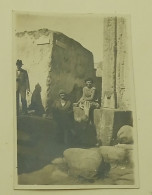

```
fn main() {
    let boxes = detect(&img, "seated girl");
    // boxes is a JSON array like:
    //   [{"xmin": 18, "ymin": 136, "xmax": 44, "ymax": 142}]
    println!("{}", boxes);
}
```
[{"xmin": 76, "ymin": 78, "xmax": 100, "ymax": 117}]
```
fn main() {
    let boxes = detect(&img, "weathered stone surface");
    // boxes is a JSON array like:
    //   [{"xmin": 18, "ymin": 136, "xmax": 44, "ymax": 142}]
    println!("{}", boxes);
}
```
[
  {"xmin": 16, "ymin": 29, "xmax": 99, "ymax": 112},
  {"xmin": 16, "ymin": 30, "xmax": 53, "ymax": 109},
  {"xmin": 99, "ymin": 109, "xmax": 115, "ymax": 145},
  {"xmin": 102, "ymin": 17, "xmax": 116, "ymax": 109},
  {"xmin": 51, "ymin": 157, "xmax": 65, "ymax": 165},
  {"xmin": 94, "ymin": 108, "xmax": 133, "ymax": 146},
  {"xmin": 18, "ymin": 164, "xmax": 70, "ymax": 185},
  {"xmin": 73, "ymin": 107, "xmax": 88, "ymax": 122},
  {"xmin": 107, "ymin": 166, "xmax": 134, "ymax": 185},
  {"xmin": 63, "ymin": 148, "xmax": 103, "ymax": 179},
  {"xmin": 116, "ymin": 17, "xmax": 132, "ymax": 110},
  {"xmin": 102, "ymin": 17, "xmax": 133, "ymax": 110},
  {"xmin": 115, "ymin": 179, "xmax": 134, "ymax": 185},
  {"xmin": 115, "ymin": 144, "xmax": 134, "ymax": 166},
  {"xmin": 94, "ymin": 109, "xmax": 102, "ymax": 142},
  {"xmin": 119, "ymin": 173, "xmax": 134, "ymax": 181},
  {"xmin": 117, "ymin": 125, "xmax": 133, "ymax": 144},
  {"xmin": 99, "ymin": 146, "xmax": 127, "ymax": 165},
  {"xmin": 115, "ymin": 143, "xmax": 133, "ymax": 150}
]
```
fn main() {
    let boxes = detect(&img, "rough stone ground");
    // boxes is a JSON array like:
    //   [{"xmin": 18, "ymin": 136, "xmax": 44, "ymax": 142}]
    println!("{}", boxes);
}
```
[
  {"xmin": 18, "ymin": 159, "xmax": 134, "ymax": 185},
  {"xmin": 17, "ymin": 116, "xmax": 134, "ymax": 185}
]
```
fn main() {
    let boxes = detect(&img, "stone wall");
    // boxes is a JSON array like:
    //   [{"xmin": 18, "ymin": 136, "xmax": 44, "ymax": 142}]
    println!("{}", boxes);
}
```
[
  {"xmin": 15, "ymin": 29, "xmax": 98, "ymax": 112},
  {"xmin": 15, "ymin": 29, "xmax": 53, "ymax": 109},
  {"xmin": 46, "ymin": 32, "xmax": 97, "ymax": 110}
]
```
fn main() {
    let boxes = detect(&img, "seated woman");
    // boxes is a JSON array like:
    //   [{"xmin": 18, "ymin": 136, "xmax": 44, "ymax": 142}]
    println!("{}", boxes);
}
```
[{"xmin": 76, "ymin": 78, "xmax": 100, "ymax": 117}]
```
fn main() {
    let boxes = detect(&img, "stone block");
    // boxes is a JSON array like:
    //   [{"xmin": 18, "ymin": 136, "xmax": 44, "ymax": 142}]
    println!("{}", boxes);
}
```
[
  {"xmin": 94, "ymin": 108, "xmax": 133, "ymax": 146},
  {"xmin": 115, "ymin": 144, "xmax": 134, "ymax": 166},
  {"xmin": 15, "ymin": 29, "xmax": 98, "ymax": 112},
  {"xmin": 73, "ymin": 107, "xmax": 88, "ymax": 122},
  {"xmin": 117, "ymin": 125, "xmax": 133, "ymax": 144},
  {"xmin": 99, "ymin": 146, "xmax": 127, "ymax": 166},
  {"xmin": 63, "ymin": 148, "xmax": 103, "ymax": 179},
  {"xmin": 100, "ymin": 109, "xmax": 115, "ymax": 145},
  {"xmin": 94, "ymin": 109, "xmax": 102, "ymax": 141}
]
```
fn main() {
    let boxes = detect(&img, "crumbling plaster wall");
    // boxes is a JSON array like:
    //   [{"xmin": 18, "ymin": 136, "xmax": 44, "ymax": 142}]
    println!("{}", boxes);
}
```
[{"xmin": 15, "ymin": 29, "xmax": 53, "ymax": 108}]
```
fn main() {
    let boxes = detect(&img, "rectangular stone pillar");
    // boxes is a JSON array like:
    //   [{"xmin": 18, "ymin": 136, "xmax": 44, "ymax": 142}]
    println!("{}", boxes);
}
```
[
  {"xmin": 116, "ymin": 17, "xmax": 131, "ymax": 110},
  {"xmin": 94, "ymin": 109, "xmax": 114, "ymax": 145},
  {"xmin": 102, "ymin": 17, "xmax": 117, "ymax": 109},
  {"xmin": 97, "ymin": 17, "xmax": 132, "ymax": 146},
  {"xmin": 94, "ymin": 109, "xmax": 133, "ymax": 146}
]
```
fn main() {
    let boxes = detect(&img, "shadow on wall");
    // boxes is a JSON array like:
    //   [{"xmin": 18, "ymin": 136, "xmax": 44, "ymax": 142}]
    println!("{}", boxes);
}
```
[{"xmin": 28, "ymin": 83, "xmax": 45, "ymax": 116}]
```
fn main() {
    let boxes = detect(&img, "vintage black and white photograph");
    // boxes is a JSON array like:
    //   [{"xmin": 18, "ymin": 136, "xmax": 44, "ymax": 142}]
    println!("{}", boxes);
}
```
[{"xmin": 13, "ymin": 12, "xmax": 138, "ymax": 188}]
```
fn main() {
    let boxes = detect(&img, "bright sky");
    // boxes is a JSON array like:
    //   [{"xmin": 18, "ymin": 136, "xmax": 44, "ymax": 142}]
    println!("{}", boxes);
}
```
[{"xmin": 14, "ymin": 12, "xmax": 104, "ymax": 63}]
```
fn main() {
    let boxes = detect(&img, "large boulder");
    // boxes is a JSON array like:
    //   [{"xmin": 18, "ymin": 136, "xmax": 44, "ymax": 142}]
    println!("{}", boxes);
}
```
[
  {"xmin": 51, "ymin": 157, "xmax": 65, "ymax": 165},
  {"xmin": 117, "ymin": 125, "xmax": 133, "ymax": 144},
  {"xmin": 115, "ymin": 144, "xmax": 134, "ymax": 166},
  {"xmin": 63, "ymin": 148, "xmax": 103, "ymax": 179},
  {"xmin": 99, "ymin": 146, "xmax": 127, "ymax": 166}
]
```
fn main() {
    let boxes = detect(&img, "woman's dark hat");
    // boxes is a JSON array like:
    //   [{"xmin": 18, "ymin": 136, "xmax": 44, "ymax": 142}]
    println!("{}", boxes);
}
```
[
  {"xmin": 35, "ymin": 83, "xmax": 41, "ymax": 89},
  {"xmin": 16, "ymin": 59, "xmax": 24, "ymax": 66}
]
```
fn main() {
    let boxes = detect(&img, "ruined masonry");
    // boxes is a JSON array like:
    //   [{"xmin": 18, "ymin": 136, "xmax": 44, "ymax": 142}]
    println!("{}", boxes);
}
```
[
  {"xmin": 94, "ymin": 17, "xmax": 133, "ymax": 145},
  {"xmin": 16, "ymin": 17, "xmax": 133, "ymax": 146},
  {"xmin": 15, "ymin": 29, "xmax": 98, "ymax": 112}
]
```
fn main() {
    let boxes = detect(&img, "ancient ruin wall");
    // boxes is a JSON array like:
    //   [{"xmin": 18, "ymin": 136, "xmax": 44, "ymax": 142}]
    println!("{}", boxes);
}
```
[
  {"xmin": 15, "ymin": 29, "xmax": 96, "ymax": 112},
  {"xmin": 95, "ymin": 17, "xmax": 133, "ymax": 145},
  {"xmin": 15, "ymin": 29, "xmax": 53, "ymax": 108},
  {"xmin": 46, "ymin": 32, "xmax": 96, "ymax": 111}
]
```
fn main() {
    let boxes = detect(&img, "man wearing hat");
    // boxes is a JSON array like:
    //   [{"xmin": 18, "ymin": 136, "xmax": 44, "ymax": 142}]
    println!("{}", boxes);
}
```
[
  {"xmin": 16, "ymin": 59, "xmax": 30, "ymax": 115},
  {"xmin": 52, "ymin": 89, "xmax": 74, "ymax": 145}
]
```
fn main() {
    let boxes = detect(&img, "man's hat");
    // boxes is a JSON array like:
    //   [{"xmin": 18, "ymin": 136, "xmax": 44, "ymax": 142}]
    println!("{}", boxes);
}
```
[{"xmin": 16, "ymin": 59, "xmax": 24, "ymax": 66}]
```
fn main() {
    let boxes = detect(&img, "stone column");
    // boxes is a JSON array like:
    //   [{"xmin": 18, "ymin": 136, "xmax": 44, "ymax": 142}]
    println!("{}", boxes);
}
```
[
  {"xmin": 116, "ymin": 17, "xmax": 130, "ymax": 110},
  {"xmin": 102, "ymin": 17, "xmax": 117, "ymax": 109},
  {"xmin": 94, "ymin": 17, "xmax": 131, "ymax": 146}
]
